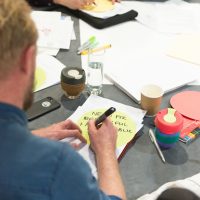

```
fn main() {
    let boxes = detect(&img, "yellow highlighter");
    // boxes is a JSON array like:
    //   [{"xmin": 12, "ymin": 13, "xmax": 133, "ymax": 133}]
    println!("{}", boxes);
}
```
[{"xmin": 81, "ymin": 44, "xmax": 111, "ymax": 55}]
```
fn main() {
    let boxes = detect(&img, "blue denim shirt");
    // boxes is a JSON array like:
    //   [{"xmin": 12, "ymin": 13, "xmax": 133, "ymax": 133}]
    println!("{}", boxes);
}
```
[{"xmin": 0, "ymin": 103, "xmax": 121, "ymax": 200}]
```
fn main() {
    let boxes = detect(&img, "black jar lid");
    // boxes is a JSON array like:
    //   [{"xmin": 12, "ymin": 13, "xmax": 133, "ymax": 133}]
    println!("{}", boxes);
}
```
[{"xmin": 61, "ymin": 67, "xmax": 85, "ymax": 85}]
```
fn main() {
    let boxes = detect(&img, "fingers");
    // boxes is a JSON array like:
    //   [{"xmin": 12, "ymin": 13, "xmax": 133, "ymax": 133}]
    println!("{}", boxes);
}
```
[
  {"xmin": 81, "ymin": 0, "xmax": 95, "ymax": 7},
  {"xmin": 64, "ymin": 119, "xmax": 82, "ymax": 133},
  {"xmin": 70, "ymin": 143, "xmax": 80, "ymax": 149},
  {"xmin": 98, "ymin": 117, "xmax": 114, "ymax": 130},
  {"xmin": 70, "ymin": 142, "xmax": 85, "ymax": 150},
  {"xmin": 64, "ymin": 129, "xmax": 87, "ymax": 143},
  {"xmin": 87, "ymin": 0, "xmax": 95, "ymax": 5},
  {"xmin": 41, "ymin": 129, "xmax": 86, "ymax": 143},
  {"xmin": 88, "ymin": 119, "xmax": 97, "ymax": 134},
  {"xmin": 56, "ymin": 0, "xmax": 118, "ymax": 10},
  {"xmin": 111, "ymin": 0, "xmax": 120, "ymax": 4},
  {"xmin": 88, "ymin": 118, "xmax": 114, "ymax": 134},
  {"xmin": 38, "ymin": 120, "xmax": 86, "ymax": 142},
  {"xmin": 52, "ymin": 129, "xmax": 86, "ymax": 142},
  {"xmin": 88, "ymin": 118, "xmax": 118, "ymax": 155}
]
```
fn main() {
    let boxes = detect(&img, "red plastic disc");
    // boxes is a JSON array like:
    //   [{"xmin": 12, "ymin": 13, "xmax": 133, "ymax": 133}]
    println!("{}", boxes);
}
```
[{"xmin": 170, "ymin": 91, "xmax": 200, "ymax": 121}]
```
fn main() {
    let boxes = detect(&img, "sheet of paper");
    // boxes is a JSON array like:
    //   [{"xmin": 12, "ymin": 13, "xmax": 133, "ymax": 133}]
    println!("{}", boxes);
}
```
[
  {"xmin": 167, "ymin": 33, "xmax": 200, "ymax": 66},
  {"xmin": 34, "ymin": 54, "xmax": 65, "ymax": 92},
  {"xmin": 71, "ymin": 28, "xmax": 76, "ymax": 40},
  {"xmin": 38, "ymin": 47, "xmax": 60, "ymax": 56},
  {"xmin": 31, "ymin": 11, "xmax": 74, "ymax": 49},
  {"xmin": 130, "ymin": 0, "xmax": 200, "ymax": 34},
  {"xmin": 105, "ymin": 54, "xmax": 200, "ymax": 103},
  {"xmin": 62, "ymin": 95, "xmax": 145, "ymax": 177},
  {"xmin": 31, "ymin": 10, "xmax": 61, "ymax": 20},
  {"xmin": 62, "ymin": 16, "xmax": 76, "ymax": 40}
]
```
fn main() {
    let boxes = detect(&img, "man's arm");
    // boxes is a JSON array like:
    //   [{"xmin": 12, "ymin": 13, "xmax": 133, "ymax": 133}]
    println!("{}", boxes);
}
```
[{"xmin": 88, "ymin": 118, "xmax": 127, "ymax": 200}]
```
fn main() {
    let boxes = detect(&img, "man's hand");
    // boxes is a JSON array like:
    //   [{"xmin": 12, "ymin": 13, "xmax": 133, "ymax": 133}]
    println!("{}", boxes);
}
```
[
  {"xmin": 32, "ymin": 119, "xmax": 86, "ymax": 143},
  {"xmin": 88, "ymin": 118, "xmax": 126, "ymax": 199},
  {"xmin": 88, "ymin": 118, "xmax": 117, "ymax": 156},
  {"xmin": 111, "ymin": 0, "xmax": 120, "ymax": 4}
]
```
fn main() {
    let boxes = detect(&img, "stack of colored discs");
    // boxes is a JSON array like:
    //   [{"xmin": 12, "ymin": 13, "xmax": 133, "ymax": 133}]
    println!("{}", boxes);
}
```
[{"xmin": 154, "ymin": 108, "xmax": 183, "ymax": 149}]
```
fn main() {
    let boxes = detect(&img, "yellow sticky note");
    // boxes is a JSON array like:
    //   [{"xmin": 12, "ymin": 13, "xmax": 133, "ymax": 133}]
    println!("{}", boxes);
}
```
[
  {"xmin": 78, "ymin": 109, "xmax": 136, "ymax": 147},
  {"xmin": 34, "ymin": 67, "xmax": 46, "ymax": 91}
]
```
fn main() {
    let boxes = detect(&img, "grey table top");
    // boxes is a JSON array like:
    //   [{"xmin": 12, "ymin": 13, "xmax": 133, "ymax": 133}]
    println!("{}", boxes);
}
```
[{"xmin": 29, "ymin": 6, "xmax": 200, "ymax": 200}]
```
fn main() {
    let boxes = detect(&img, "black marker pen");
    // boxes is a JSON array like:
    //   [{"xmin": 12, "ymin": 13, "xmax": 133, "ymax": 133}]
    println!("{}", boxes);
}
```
[{"xmin": 95, "ymin": 107, "xmax": 116, "ymax": 128}]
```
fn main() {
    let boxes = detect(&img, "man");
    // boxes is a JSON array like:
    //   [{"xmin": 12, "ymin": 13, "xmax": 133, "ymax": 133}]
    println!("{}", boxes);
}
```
[{"xmin": 0, "ymin": 1, "xmax": 126, "ymax": 200}]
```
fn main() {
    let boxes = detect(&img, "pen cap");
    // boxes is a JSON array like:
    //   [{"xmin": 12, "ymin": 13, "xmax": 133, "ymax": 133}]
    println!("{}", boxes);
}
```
[{"xmin": 155, "ymin": 108, "xmax": 183, "ymax": 134}]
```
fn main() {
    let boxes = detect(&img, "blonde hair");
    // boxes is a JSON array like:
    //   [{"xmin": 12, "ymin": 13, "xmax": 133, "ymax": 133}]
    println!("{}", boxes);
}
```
[{"xmin": 0, "ymin": 0, "xmax": 38, "ymax": 77}]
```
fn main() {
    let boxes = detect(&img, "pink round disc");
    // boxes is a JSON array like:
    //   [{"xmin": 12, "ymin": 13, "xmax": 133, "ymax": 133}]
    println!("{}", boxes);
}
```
[{"xmin": 170, "ymin": 91, "xmax": 200, "ymax": 121}]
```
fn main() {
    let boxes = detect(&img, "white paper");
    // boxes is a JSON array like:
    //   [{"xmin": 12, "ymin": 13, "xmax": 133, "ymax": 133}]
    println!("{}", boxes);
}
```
[
  {"xmin": 62, "ymin": 16, "xmax": 76, "ymax": 40},
  {"xmin": 35, "ymin": 54, "xmax": 65, "ymax": 92},
  {"xmin": 128, "ymin": 0, "xmax": 200, "ymax": 34},
  {"xmin": 38, "ymin": 47, "xmax": 60, "ymax": 56},
  {"xmin": 105, "ymin": 54, "xmax": 200, "ymax": 103},
  {"xmin": 167, "ymin": 33, "xmax": 200, "ymax": 66},
  {"xmin": 32, "ymin": 11, "xmax": 74, "ymax": 49},
  {"xmin": 62, "ymin": 95, "xmax": 146, "ymax": 177}
]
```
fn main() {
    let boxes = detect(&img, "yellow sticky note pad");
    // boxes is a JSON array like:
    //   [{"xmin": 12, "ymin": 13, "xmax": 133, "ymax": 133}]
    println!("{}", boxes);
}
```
[
  {"xmin": 34, "ymin": 67, "xmax": 46, "ymax": 91},
  {"xmin": 78, "ymin": 109, "xmax": 136, "ymax": 147}
]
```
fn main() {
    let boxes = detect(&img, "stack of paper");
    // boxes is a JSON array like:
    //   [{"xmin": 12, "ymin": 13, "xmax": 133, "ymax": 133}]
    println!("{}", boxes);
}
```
[
  {"xmin": 31, "ymin": 11, "xmax": 75, "ymax": 56},
  {"xmin": 133, "ymin": 1, "xmax": 200, "ymax": 34},
  {"xmin": 62, "ymin": 95, "xmax": 146, "ymax": 177}
]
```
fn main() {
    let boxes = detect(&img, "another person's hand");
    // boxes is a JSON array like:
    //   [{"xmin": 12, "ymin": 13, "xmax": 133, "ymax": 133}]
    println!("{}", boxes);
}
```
[
  {"xmin": 88, "ymin": 118, "xmax": 117, "ymax": 156},
  {"xmin": 111, "ymin": 0, "xmax": 120, "ymax": 4},
  {"xmin": 32, "ymin": 119, "xmax": 86, "ymax": 143},
  {"xmin": 53, "ymin": 0, "xmax": 95, "ymax": 10},
  {"xmin": 53, "ymin": 0, "xmax": 120, "ymax": 10}
]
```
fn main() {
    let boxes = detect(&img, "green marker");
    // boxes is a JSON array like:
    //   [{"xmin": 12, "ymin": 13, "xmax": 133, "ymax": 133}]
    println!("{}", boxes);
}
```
[{"xmin": 77, "ymin": 36, "xmax": 96, "ymax": 53}]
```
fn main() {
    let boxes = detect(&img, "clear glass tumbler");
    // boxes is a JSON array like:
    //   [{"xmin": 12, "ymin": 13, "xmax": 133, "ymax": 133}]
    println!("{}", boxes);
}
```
[{"xmin": 87, "ymin": 51, "xmax": 104, "ymax": 95}]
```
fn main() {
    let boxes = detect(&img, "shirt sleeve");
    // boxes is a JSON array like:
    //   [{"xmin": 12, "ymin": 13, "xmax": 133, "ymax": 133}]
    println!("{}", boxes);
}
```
[
  {"xmin": 51, "ymin": 143, "xmax": 122, "ymax": 200},
  {"xmin": 27, "ymin": 0, "xmax": 54, "ymax": 7}
]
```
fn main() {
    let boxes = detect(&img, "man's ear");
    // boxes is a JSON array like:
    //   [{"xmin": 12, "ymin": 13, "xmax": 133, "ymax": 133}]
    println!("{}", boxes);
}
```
[{"xmin": 20, "ymin": 44, "xmax": 36, "ymax": 75}]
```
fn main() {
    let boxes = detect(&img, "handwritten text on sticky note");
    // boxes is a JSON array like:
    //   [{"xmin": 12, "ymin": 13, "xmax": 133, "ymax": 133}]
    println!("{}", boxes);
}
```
[{"xmin": 78, "ymin": 109, "xmax": 136, "ymax": 147}]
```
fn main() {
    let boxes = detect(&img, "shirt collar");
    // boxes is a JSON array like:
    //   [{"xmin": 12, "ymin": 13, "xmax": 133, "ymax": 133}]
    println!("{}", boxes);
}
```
[{"xmin": 0, "ymin": 102, "xmax": 28, "ymax": 126}]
